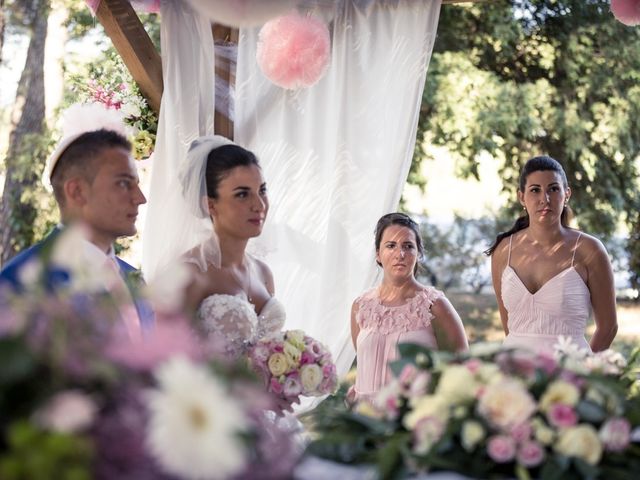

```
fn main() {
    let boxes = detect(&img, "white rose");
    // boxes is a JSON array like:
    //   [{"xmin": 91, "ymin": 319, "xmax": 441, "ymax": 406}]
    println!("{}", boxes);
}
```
[
  {"xmin": 300, "ymin": 364, "xmax": 323, "ymax": 393},
  {"xmin": 555, "ymin": 424, "xmax": 602, "ymax": 465},
  {"xmin": 477, "ymin": 378, "xmax": 536, "ymax": 430},
  {"xmin": 539, "ymin": 380, "xmax": 580, "ymax": 412},
  {"xmin": 284, "ymin": 342, "xmax": 302, "ymax": 369},
  {"xmin": 268, "ymin": 353, "xmax": 288, "ymax": 376},
  {"xmin": 436, "ymin": 365, "xmax": 479, "ymax": 403},
  {"xmin": 461, "ymin": 420, "xmax": 485, "ymax": 451},
  {"xmin": 404, "ymin": 394, "xmax": 449, "ymax": 430}
]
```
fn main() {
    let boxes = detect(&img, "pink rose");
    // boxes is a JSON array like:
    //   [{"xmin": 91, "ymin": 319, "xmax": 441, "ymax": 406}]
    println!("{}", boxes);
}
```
[
  {"xmin": 399, "ymin": 364, "xmax": 418, "ymax": 384},
  {"xmin": 269, "ymin": 377, "xmax": 283, "ymax": 394},
  {"xmin": 408, "ymin": 372, "xmax": 431, "ymax": 398},
  {"xmin": 535, "ymin": 352, "xmax": 558, "ymax": 374},
  {"xmin": 517, "ymin": 440, "xmax": 545, "ymax": 467},
  {"xmin": 300, "ymin": 351, "xmax": 315, "ymax": 365},
  {"xmin": 599, "ymin": 418, "xmax": 631, "ymax": 452},
  {"xmin": 465, "ymin": 358, "xmax": 482, "ymax": 374},
  {"xmin": 273, "ymin": 344, "xmax": 284, "ymax": 353},
  {"xmin": 322, "ymin": 363, "xmax": 336, "ymax": 377},
  {"xmin": 547, "ymin": 403, "xmax": 577, "ymax": 429},
  {"xmin": 487, "ymin": 435, "xmax": 516, "ymax": 463},
  {"xmin": 510, "ymin": 422, "xmax": 532, "ymax": 443}
]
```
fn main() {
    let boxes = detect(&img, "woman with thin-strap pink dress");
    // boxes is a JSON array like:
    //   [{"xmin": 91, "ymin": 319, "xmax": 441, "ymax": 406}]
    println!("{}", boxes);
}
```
[
  {"xmin": 350, "ymin": 213, "xmax": 468, "ymax": 401},
  {"xmin": 487, "ymin": 156, "xmax": 618, "ymax": 355}
]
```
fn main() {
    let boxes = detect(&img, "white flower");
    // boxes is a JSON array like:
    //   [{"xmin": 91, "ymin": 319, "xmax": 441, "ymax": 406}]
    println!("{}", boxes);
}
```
[
  {"xmin": 539, "ymin": 380, "xmax": 580, "ymax": 412},
  {"xmin": 436, "ymin": 364, "xmax": 479, "ymax": 404},
  {"xmin": 121, "ymin": 101, "xmax": 142, "ymax": 118},
  {"xmin": 16, "ymin": 258, "xmax": 43, "ymax": 288},
  {"xmin": 300, "ymin": 364, "xmax": 323, "ymax": 393},
  {"xmin": 412, "ymin": 416, "xmax": 445, "ymax": 455},
  {"xmin": 477, "ymin": 378, "xmax": 536, "ymax": 430},
  {"xmin": 461, "ymin": 420, "xmax": 485, "ymax": 451},
  {"xmin": 555, "ymin": 424, "xmax": 603, "ymax": 465},
  {"xmin": 404, "ymin": 394, "xmax": 450, "ymax": 430},
  {"xmin": 146, "ymin": 356, "xmax": 248, "ymax": 480},
  {"xmin": 146, "ymin": 261, "xmax": 193, "ymax": 313},
  {"xmin": 35, "ymin": 390, "xmax": 97, "ymax": 433}
]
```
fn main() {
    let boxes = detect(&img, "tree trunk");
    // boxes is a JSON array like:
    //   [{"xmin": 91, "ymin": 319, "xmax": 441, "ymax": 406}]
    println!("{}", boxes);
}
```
[
  {"xmin": 0, "ymin": 0, "xmax": 6, "ymax": 64},
  {"xmin": 0, "ymin": 0, "xmax": 49, "ymax": 265}
]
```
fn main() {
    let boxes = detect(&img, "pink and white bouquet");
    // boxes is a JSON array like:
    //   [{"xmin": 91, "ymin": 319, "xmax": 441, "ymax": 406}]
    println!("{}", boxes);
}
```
[
  {"xmin": 307, "ymin": 342, "xmax": 640, "ymax": 480},
  {"xmin": 249, "ymin": 330, "xmax": 338, "ymax": 409}
]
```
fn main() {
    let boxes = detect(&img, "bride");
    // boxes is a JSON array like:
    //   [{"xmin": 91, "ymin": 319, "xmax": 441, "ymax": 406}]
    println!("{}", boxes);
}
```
[{"xmin": 176, "ymin": 136, "xmax": 285, "ymax": 358}]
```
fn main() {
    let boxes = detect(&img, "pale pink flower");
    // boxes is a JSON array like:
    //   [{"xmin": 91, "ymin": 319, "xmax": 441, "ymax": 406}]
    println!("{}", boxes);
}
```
[
  {"xmin": 599, "ymin": 418, "xmax": 631, "ymax": 452},
  {"xmin": 270, "ymin": 377, "xmax": 283, "ymax": 394},
  {"xmin": 547, "ymin": 403, "xmax": 578, "ymax": 429},
  {"xmin": 465, "ymin": 358, "xmax": 482, "ymax": 374},
  {"xmin": 35, "ymin": 390, "xmax": 97, "ymax": 433},
  {"xmin": 408, "ymin": 372, "xmax": 431, "ymax": 399},
  {"xmin": 517, "ymin": 440, "xmax": 545, "ymax": 467},
  {"xmin": 412, "ymin": 416, "xmax": 445, "ymax": 455},
  {"xmin": 283, "ymin": 373, "xmax": 302, "ymax": 397},
  {"xmin": 399, "ymin": 364, "xmax": 418, "ymax": 384},
  {"xmin": 106, "ymin": 319, "xmax": 203, "ymax": 371},
  {"xmin": 510, "ymin": 422, "xmax": 532, "ymax": 443},
  {"xmin": 487, "ymin": 435, "xmax": 516, "ymax": 463}
]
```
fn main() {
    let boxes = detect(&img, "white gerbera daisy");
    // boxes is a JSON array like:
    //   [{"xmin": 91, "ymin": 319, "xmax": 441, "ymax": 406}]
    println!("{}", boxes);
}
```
[{"xmin": 146, "ymin": 356, "xmax": 249, "ymax": 479}]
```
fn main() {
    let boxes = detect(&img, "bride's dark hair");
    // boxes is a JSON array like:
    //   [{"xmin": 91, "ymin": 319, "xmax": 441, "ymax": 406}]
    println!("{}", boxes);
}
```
[
  {"xmin": 485, "ymin": 155, "xmax": 572, "ymax": 256},
  {"xmin": 205, "ymin": 144, "xmax": 260, "ymax": 198}
]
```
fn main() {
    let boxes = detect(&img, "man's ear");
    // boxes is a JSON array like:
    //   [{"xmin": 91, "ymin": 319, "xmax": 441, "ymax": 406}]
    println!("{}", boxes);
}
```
[{"xmin": 63, "ymin": 177, "xmax": 87, "ymax": 207}]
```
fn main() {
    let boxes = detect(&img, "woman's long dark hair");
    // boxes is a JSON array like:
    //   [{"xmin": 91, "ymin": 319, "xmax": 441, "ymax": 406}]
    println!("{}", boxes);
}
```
[{"xmin": 485, "ymin": 155, "xmax": 571, "ymax": 256}]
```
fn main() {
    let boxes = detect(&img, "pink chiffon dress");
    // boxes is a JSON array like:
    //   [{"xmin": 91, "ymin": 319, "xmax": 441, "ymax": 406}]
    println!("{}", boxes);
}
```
[
  {"xmin": 353, "ymin": 287, "xmax": 442, "ymax": 400},
  {"xmin": 501, "ymin": 233, "xmax": 592, "ymax": 355}
]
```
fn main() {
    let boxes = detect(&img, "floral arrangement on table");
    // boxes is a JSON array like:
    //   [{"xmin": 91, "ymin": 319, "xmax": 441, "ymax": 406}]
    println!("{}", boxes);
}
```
[
  {"xmin": 248, "ymin": 329, "xmax": 339, "ymax": 410},
  {"xmin": 68, "ymin": 52, "xmax": 157, "ymax": 160},
  {"xmin": 0, "ymin": 236, "xmax": 300, "ymax": 479},
  {"xmin": 306, "ymin": 342, "xmax": 640, "ymax": 480}
]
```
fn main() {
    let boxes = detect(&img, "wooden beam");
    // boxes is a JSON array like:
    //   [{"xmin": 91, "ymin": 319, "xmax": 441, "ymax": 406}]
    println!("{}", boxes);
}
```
[
  {"xmin": 212, "ymin": 24, "xmax": 238, "ymax": 140},
  {"xmin": 95, "ymin": 0, "xmax": 163, "ymax": 114}
]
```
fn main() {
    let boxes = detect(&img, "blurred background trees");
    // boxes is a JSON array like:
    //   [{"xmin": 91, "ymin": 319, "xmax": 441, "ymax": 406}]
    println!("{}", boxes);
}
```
[{"xmin": 412, "ymin": 0, "xmax": 640, "ymax": 298}]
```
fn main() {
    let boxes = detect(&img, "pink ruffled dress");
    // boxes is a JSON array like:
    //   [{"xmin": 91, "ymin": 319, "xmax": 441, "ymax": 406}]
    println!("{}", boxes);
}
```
[{"xmin": 354, "ymin": 287, "xmax": 442, "ymax": 400}]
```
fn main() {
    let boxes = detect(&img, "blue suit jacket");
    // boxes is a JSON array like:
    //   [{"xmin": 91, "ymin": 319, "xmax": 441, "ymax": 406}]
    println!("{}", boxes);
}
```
[{"xmin": 0, "ymin": 229, "xmax": 154, "ymax": 332}]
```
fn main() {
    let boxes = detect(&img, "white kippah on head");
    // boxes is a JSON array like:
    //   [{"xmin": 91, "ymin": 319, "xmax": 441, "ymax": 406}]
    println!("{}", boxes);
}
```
[{"xmin": 42, "ymin": 103, "xmax": 130, "ymax": 189}]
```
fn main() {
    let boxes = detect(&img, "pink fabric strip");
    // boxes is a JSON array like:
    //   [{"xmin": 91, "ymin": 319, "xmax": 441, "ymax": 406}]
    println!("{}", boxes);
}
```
[{"xmin": 85, "ymin": 0, "xmax": 100, "ymax": 15}]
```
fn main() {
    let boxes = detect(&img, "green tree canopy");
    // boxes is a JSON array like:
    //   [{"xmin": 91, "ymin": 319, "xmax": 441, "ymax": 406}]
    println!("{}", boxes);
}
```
[{"xmin": 415, "ymin": 0, "xmax": 640, "ymax": 291}]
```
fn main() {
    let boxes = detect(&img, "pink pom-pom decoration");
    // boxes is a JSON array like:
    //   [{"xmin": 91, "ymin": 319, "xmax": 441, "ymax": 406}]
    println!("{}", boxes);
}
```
[
  {"xmin": 257, "ymin": 13, "xmax": 331, "ymax": 90},
  {"xmin": 611, "ymin": 0, "xmax": 640, "ymax": 26}
]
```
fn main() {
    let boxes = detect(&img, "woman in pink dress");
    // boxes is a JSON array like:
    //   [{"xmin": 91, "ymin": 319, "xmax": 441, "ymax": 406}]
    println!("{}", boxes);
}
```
[
  {"xmin": 350, "ymin": 213, "xmax": 468, "ymax": 400},
  {"xmin": 487, "ymin": 156, "xmax": 618, "ymax": 355}
]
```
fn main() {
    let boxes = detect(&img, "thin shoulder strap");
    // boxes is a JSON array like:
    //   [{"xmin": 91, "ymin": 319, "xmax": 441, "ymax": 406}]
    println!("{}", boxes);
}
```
[
  {"xmin": 507, "ymin": 235, "xmax": 514, "ymax": 266},
  {"xmin": 571, "ymin": 232, "xmax": 583, "ymax": 267}
]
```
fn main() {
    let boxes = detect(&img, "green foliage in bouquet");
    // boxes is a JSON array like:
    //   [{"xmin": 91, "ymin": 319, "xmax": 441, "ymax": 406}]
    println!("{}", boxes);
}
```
[{"xmin": 307, "ymin": 342, "xmax": 640, "ymax": 480}]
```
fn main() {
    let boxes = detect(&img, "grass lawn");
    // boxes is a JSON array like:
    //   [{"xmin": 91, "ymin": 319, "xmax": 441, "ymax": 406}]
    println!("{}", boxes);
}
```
[{"xmin": 448, "ymin": 292, "xmax": 640, "ymax": 354}]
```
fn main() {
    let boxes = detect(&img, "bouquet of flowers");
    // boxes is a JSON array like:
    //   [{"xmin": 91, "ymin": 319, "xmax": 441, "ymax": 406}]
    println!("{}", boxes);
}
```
[
  {"xmin": 307, "ymin": 342, "xmax": 640, "ymax": 480},
  {"xmin": 248, "ymin": 330, "xmax": 338, "ymax": 409},
  {"xmin": 0, "ymin": 240, "xmax": 300, "ymax": 479}
]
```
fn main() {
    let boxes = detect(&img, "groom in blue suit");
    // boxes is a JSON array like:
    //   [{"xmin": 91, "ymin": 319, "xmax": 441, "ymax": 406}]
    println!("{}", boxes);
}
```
[{"xmin": 0, "ymin": 127, "xmax": 153, "ymax": 332}]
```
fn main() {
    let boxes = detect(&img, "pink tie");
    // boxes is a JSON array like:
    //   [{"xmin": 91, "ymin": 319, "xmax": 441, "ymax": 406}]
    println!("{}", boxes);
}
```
[{"xmin": 104, "ymin": 257, "xmax": 142, "ymax": 342}]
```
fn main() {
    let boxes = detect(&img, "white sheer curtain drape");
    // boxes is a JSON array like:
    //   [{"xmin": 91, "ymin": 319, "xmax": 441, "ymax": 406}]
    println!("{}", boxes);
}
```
[
  {"xmin": 235, "ymin": 0, "xmax": 442, "ymax": 377},
  {"xmin": 142, "ymin": 0, "xmax": 216, "ymax": 279}
]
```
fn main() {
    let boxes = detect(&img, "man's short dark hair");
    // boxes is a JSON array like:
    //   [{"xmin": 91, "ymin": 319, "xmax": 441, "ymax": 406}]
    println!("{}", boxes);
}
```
[{"xmin": 50, "ymin": 129, "xmax": 131, "ymax": 206}]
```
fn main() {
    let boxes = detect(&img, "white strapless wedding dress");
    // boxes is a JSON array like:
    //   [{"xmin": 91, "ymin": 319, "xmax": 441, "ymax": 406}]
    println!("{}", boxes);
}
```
[{"xmin": 197, "ymin": 293, "xmax": 286, "ymax": 358}]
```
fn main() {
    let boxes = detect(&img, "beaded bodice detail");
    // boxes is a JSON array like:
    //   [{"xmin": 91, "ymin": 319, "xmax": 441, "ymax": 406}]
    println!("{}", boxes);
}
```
[
  {"xmin": 197, "ymin": 294, "xmax": 285, "ymax": 358},
  {"xmin": 355, "ymin": 286, "xmax": 443, "ymax": 334}
]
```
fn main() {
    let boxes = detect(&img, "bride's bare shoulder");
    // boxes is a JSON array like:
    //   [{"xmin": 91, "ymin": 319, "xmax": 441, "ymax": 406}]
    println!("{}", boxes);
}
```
[{"xmin": 249, "ymin": 256, "xmax": 275, "ymax": 293}]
